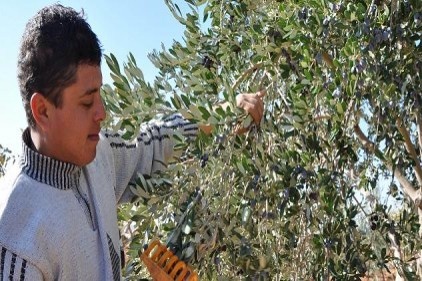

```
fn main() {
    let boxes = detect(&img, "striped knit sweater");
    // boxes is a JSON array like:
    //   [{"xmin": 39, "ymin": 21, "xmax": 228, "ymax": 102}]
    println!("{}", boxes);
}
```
[{"xmin": 0, "ymin": 114, "xmax": 197, "ymax": 281}]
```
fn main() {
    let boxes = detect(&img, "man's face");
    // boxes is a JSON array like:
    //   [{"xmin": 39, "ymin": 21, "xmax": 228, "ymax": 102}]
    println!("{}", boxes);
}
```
[{"xmin": 44, "ymin": 64, "xmax": 105, "ymax": 166}]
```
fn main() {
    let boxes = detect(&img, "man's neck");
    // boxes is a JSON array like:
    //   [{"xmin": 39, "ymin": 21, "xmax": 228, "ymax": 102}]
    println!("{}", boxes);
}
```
[{"xmin": 29, "ymin": 128, "xmax": 42, "ymax": 152}]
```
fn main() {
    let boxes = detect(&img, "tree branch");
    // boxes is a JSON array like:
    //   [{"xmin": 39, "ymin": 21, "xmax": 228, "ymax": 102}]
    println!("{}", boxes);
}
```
[
  {"xmin": 416, "ymin": 114, "xmax": 422, "ymax": 155},
  {"xmin": 353, "ymin": 124, "xmax": 418, "ymax": 201},
  {"xmin": 396, "ymin": 116, "xmax": 422, "ymax": 188},
  {"xmin": 313, "ymin": 114, "xmax": 331, "ymax": 122},
  {"xmin": 231, "ymin": 62, "xmax": 264, "ymax": 92}
]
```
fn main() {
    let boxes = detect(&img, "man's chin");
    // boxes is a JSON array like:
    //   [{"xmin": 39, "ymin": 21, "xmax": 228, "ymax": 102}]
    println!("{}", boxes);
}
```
[{"xmin": 76, "ymin": 149, "xmax": 97, "ymax": 167}]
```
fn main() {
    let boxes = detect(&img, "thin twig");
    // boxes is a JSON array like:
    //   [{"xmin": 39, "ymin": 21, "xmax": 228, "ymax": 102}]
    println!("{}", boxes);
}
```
[{"xmin": 231, "ymin": 62, "xmax": 265, "ymax": 92}]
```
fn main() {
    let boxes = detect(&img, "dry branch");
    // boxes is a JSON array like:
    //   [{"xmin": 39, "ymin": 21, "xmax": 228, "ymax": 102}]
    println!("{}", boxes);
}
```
[
  {"xmin": 353, "ymin": 124, "xmax": 418, "ymax": 201},
  {"xmin": 416, "ymin": 114, "xmax": 422, "ymax": 156},
  {"xmin": 396, "ymin": 117, "xmax": 422, "ymax": 188}
]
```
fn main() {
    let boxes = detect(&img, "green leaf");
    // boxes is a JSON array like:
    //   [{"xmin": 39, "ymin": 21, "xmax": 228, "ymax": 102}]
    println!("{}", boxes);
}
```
[
  {"xmin": 336, "ymin": 102, "xmax": 344, "ymax": 114},
  {"xmin": 181, "ymin": 94, "xmax": 191, "ymax": 107},
  {"xmin": 236, "ymin": 160, "xmax": 246, "ymax": 175},
  {"xmin": 198, "ymin": 106, "xmax": 211, "ymax": 120}
]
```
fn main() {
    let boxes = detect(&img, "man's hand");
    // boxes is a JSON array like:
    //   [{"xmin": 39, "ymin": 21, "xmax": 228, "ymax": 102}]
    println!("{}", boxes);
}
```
[
  {"xmin": 199, "ymin": 90, "xmax": 266, "ymax": 135},
  {"xmin": 236, "ymin": 90, "xmax": 265, "ymax": 125}
]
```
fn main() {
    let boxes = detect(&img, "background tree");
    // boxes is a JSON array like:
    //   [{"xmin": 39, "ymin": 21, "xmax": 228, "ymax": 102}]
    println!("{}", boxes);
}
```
[
  {"xmin": 102, "ymin": 0, "xmax": 421, "ymax": 279},
  {"xmin": 0, "ymin": 145, "xmax": 13, "ymax": 178}
]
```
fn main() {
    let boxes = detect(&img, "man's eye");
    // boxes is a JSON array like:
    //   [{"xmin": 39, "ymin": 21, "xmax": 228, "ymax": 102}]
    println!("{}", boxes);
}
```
[{"xmin": 82, "ymin": 102, "xmax": 93, "ymax": 108}]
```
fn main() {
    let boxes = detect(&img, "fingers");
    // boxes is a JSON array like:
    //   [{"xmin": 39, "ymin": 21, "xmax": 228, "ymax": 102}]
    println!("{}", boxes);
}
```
[
  {"xmin": 255, "ymin": 99, "xmax": 264, "ymax": 124},
  {"xmin": 242, "ymin": 102, "xmax": 259, "ymax": 124},
  {"xmin": 246, "ymin": 99, "xmax": 263, "ymax": 124},
  {"xmin": 236, "ymin": 91, "xmax": 264, "ymax": 124},
  {"xmin": 256, "ymin": 89, "xmax": 266, "ymax": 98},
  {"xmin": 246, "ymin": 94, "xmax": 263, "ymax": 124}
]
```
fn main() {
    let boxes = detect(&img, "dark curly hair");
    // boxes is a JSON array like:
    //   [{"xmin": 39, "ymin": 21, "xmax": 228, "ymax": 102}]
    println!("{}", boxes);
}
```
[{"xmin": 18, "ymin": 4, "xmax": 102, "ymax": 128}]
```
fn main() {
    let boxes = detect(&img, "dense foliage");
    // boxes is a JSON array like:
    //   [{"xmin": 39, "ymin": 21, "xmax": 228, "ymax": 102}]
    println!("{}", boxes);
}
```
[{"xmin": 102, "ymin": 0, "xmax": 421, "ymax": 280}]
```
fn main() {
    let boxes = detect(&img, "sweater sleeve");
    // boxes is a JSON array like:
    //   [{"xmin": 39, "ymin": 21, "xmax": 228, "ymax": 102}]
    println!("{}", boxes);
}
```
[
  {"xmin": 0, "ymin": 246, "xmax": 43, "ymax": 281},
  {"xmin": 104, "ymin": 113, "xmax": 198, "ymax": 204}
]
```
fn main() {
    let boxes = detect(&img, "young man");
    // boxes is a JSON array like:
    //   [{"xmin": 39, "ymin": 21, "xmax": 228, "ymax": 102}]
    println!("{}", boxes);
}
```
[{"xmin": 0, "ymin": 4, "xmax": 264, "ymax": 281}]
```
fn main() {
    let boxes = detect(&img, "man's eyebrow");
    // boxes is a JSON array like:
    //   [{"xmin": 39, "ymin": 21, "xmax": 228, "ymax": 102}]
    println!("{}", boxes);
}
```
[{"xmin": 80, "ymin": 87, "xmax": 100, "ymax": 97}]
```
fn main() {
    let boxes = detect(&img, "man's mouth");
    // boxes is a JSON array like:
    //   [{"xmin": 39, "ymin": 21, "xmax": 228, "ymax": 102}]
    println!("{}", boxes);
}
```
[{"xmin": 88, "ymin": 133, "xmax": 100, "ymax": 141}]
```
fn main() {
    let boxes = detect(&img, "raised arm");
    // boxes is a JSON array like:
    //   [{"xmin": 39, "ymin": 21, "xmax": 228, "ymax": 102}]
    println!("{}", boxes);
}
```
[
  {"xmin": 104, "ymin": 113, "xmax": 198, "ymax": 203},
  {"xmin": 108, "ymin": 90, "xmax": 265, "ymax": 203}
]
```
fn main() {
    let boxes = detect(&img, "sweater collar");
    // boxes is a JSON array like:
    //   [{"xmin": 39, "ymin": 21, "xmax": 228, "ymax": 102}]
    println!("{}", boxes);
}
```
[{"xmin": 19, "ymin": 128, "xmax": 82, "ymax": 190}]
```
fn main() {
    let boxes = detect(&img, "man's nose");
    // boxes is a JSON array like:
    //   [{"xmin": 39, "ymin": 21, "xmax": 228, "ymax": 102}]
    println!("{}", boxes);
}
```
[{"xmin": 95, "ymin": 95, "xmax": 106, "ymax": 122}]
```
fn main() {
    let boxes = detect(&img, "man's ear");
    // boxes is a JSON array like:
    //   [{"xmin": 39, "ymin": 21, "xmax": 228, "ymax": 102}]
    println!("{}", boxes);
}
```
[{"xmin": 30, "ymin": 93, "xmax": 51, "ymax": 131}]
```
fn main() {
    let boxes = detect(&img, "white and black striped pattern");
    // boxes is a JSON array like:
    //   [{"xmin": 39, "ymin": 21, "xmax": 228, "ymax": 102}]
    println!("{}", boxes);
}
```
[
  {"xmin": 106, "ymin": 113, "xmax": 198, "ymax": 149},
  {"xmin": 160, "ymin": 113, "xmax": 198, "ymax": 139},
  {"xmin": 106, "ymin": 234, "xmax": 120, "ymax": 281},
  {"xmin": 20, "ymin": 129, "xmax": 81, "ymax": 190},
  {"xmin": 0, "ymin": 247, "xmax": 27, "ymax": 281}
]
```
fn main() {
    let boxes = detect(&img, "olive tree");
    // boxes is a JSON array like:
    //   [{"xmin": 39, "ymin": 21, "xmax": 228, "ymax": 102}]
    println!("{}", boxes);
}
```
[
  {"xmin": 102, "ymin": 0, "xmax": 421, "ymax": 279},
  {"xmin": 0, "ymin": 145, "xmax": 13, "ymax": 178}
]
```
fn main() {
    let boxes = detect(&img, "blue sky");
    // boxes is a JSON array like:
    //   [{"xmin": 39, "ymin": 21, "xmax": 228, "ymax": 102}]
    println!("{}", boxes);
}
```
[{"xmin": 0, "ymin": 1, "xmax": 187, "ymax": 154}]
